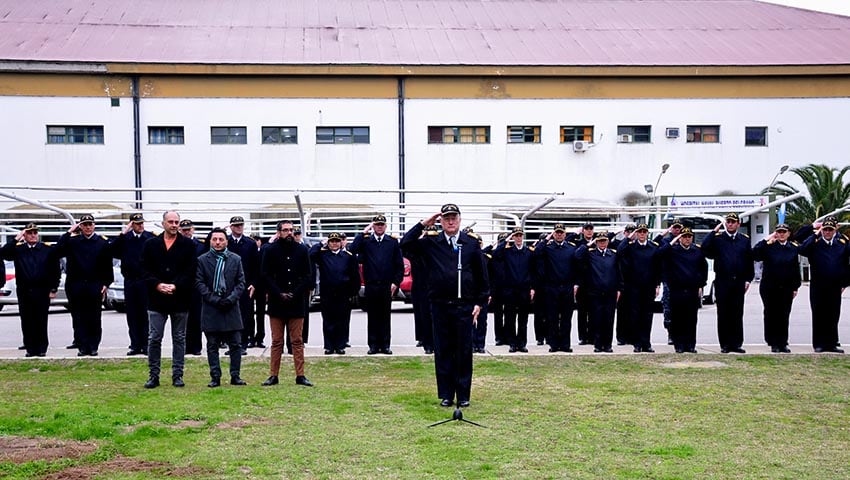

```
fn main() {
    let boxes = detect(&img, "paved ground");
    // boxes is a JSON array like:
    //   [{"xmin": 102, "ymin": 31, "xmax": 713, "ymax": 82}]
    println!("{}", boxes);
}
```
[{"xmin": 1, "ymin": 284, "xmax": 848, "ymax": 359}]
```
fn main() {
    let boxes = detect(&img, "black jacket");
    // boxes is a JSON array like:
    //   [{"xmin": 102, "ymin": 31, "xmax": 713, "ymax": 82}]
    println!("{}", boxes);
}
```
[
  {"xmin": 309, "ymin": 243, "xmax": 360, "ymax": 298},
  {"xmin": 349, "ymin": 233, "xmax": 404, "ymax": 286},
  {"xmin": 752, "ymin": 239, "xmax": 801, "ymax": 290},
  {"xmin": 0, "ymin": 240, "xmax": 61, "ymax": 291},
  {"xmin": 701, "ymin": 230, "xmax": 754, "ymax": 283},
  {"xmin": 141, "ymin": 234, "xmax": 198, "ymax": 313},
  {"xmin": 261, "ymin": 239, "xmax": 312, "ymax": 318}
]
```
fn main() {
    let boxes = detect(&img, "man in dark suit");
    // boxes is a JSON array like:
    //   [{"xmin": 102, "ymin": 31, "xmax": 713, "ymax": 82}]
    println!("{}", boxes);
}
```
[
  {"xmin": 752, "ymin": 223, "xmax": 801, "ymax": 353},
  {"xmin": 309, "ymin": 232, "xmax": 360, "ymax": 355},
  {"xmin": 179, "ymin": 219, "xmax": 207, "ymax": 356},
  {"xmin": 493, "ymin": 227, "xmax": 535, "ymax": 353},
  {"xmin": 575, "ymin": 232, "xmax": 622, "ymax": 353},
  {"xmin": 533, "ymin": 223, "xmax": 579, "ymax": 353},
  {"xmin": 349, "ymin": 214, "xmax": 404, "ymax": 355},
  {"xmin": 227, "ymin": 216, "xmax": 259, "ymax": 355},
  {"xmin": 401, "ymin": 204, "xmax": 489, "ymax": 408},
  {"xmin": 1, "ymin": 223, "xmax": 61, "ymax": 357},
  {"xmin": 617, "ymin": 223, "xmax": 661, "ymax": 353},
  {"xmin": 110, "ymin": 213, "xmax": 156, "ymax": 356},
  {"xmin": 658, "ymin": 228, "xmax": 708, "ymax": 353}
]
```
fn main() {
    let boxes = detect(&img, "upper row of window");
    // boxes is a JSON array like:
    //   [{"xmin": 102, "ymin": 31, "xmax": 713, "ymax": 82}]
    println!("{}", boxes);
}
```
[{"xmin": 44, "ymin": 124, "xmax": 768, "ymax": 147}]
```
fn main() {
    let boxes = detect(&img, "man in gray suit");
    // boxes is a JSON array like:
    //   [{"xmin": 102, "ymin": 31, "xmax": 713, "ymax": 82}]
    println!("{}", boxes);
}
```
[{"xmin": 195, "ymin": 228, "xmax": 247, "ymax": 387}]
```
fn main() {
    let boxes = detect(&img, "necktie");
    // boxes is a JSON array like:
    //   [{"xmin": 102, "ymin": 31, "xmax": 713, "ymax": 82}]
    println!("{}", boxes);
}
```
[{"xmin": 450, "ymin": 235, "xmax": 457, "ymax": 250}]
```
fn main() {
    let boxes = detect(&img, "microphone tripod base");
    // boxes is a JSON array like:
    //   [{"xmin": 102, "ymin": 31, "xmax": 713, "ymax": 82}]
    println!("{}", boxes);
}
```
[{"xmin": 427, "ymin": 407, "xmax": 486, "ymax": 428}]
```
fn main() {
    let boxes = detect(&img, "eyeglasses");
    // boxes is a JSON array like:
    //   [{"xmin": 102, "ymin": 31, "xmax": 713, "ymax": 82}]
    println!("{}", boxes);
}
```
[{"xmin": 279, "ymin": 228, "xmax": 293, "ymax": 232}]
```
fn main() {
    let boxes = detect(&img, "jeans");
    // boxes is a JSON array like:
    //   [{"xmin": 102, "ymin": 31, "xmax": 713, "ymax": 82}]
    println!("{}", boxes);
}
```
[{"xmin": 147, "ymin": 310, "xmax": 188, "ymax": 378}]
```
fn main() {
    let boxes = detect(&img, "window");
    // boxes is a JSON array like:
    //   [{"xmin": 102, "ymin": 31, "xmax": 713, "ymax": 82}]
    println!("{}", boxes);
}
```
[
  {"xmin": 686, "ymin": 125, "xmax": 720, "ymax": 143},
  {"xmin": 262, "ymin": 126, "xmax": 298, "ymax": 144},
  {"xmin": 211, "ymin": 127, "xmax": 247, "ymax": 144},
  {"xmin": 560, "ymin": 126, "xmax": 593, "ymax": 143},
  {"xmin": 745, "ymin": 126, "xmax": 767, "ymax": 146},
  {"xmin": 428, "ymin": 126, "xmax": 490, "ymax": 144},
  {"xmin": 148, "ymin": 127, "xmax": 184, "ymax": 144},
  {"xmin": 507, "ymin": 126, "xmax": 541, "ymax": 144},
  {"xmin": 46, "ymin": 126, "xmax": 104, "ymax": 144},
  {"xmin": 316, "ymin": 127, "xmax": 370, "ymax": 144},
  {"xmin": 617, "ymin": 125, "xmax": 651, "ymax": 143}
]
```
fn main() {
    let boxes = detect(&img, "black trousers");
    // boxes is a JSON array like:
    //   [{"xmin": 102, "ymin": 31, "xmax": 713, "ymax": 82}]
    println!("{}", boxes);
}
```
[
  {"xmin": 186, "ymin": 288, "xmax": 203, "ymax": 354},
  {"xmin": 123, "ymin": 278, "xmax": 149, "ymax": 352},
  {"xmin": 18, "ymin": 287, "xmax": 51, "ymax": 355},
  {"xmin": 254, "ymin": 287, "xmax": 267, "ymax": 344},
  {"xmin": 431, "ymin": 302, "xmax": 473, "ymax": 403},
  {"xmin": 809, "ymin": 283, "xmax": 842, "ymax": 349},
  {"xmin": 545, "ymin": 285, "xmax": 575, "ymax": 350},
  {"xmin": 760, "ymin": 284, "xmax": 794, "ymax": 348},
  {"xmin": 576, "ymin": 288, "xmax": 593, "ymax": 343},
  {"xmin": 320, "ymin": 291, "xmax": 352, "ymax": 350},
  {"xmin": 616, "ymin": 289, "xmax": 632, "ymax": 345},
  {"xmin": 588, "ymin": 291, "xmax": 617, "ymax": 350},
  {"xmin": 473, "ymin": 303, "xmax": 488, "ymax": 349},
  {"xmin": 365, "ymin": 283, "xmax": 392, "ymax": 350},
  {"xmin": 490, "ymin": 294, "xmax": 505, "ymax": 344},
  {"xmin": 412, "ymin": 287, "xmax": 433, "ymax": 349},
  {"xmin": 205, "ymin": 330, "xmax": 242, "ymax": 380},
  {"xmin": 715, "ymin": 279, "xmax": 746, "ymax": 349},
  {"xmin": 238, "ymin": 288, "xmax": 255, "ymax": 348},
  {"xmin": 533, "ymin": 289, "xmax": 547, "ymax": 343},
  {"xmin": 503, "ymin": 289, "xmax": 530, "ymax": 348},
  {"xmin": 625, "ymin": 285, "xmax": 656, "ymax": 349},
  {"xmin": 66, "ymin": 282, "xmax": 103, "ymax": 354},
  {"xmin": 670, "ymin": 288, "xmax": 700, "ymax": 351}
]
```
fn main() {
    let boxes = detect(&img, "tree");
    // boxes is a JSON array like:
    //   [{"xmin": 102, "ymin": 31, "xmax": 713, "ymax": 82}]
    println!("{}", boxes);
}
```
[{"xmin": 763, "ymin": 164, "xmax": 850, "ymax": 229}]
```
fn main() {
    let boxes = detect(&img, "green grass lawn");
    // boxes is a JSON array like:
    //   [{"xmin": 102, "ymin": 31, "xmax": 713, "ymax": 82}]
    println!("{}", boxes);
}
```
[{"xmin": 1, "ymin": 355, "xmax": 848, "ymax": 479}]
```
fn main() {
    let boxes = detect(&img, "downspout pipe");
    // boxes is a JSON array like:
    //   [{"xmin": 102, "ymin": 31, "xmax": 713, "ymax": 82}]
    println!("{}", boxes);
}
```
[
  {"xmin": 132, "ymin": 76, "xmax": 143, "ymax": 209},
  {"xmin": 397, "ymin": 77, "xmax": 406, "ymax": 231}
]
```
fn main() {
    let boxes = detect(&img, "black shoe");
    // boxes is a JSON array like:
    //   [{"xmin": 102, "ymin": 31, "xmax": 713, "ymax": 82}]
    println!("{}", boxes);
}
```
[
  {"xmin": 190, "ymin": 351, "xmax": 202, "ymax": 356},
  {"xmin": 578, "ymin": 340, "xmax": 590, "ymax": 345},
  {"xmin": 518, "ymin": 347, "xmax": 529, "ymax": 353},
  {"xmin": 604, "ymin": 348, "xmax": 614, "ymax": 353},
  {"xmin": 720, "ymin": 348, "xmax": 730, "ymax": 353},
  {"xmin": 537, "ymin": 340, "xmax": 545, "ymax": 346},
  {"xmin": 66, "ymin": 343, "xmax": 78, "ymax": 349},
  {"xmin": 255, "ymin": 342, "xmax": 266, "ymax": 348},
  {"xmin": 230, "ymin": 376, "xmax": 247, "ymax": 386},
  {"xmin": 415, "ymin": 341, "xmax": 422, "ymax": 347},
  {"xmin": 779, "ymin": 347, "xmax": 791, "ymax": 353},
  {"xmin": 172, "ymin": 376, "xmax": 185, "ymax": 387},
  {"xmin": 324, "ymin": 349, "xmax": 334, "ymax": 355},
  {"xmin": 549, "ymin": 347, "xmax": 559, "ymax": 353},
  {"xmin": 830, "ymin": 347, "xmax": 845, "ymax": 354},
  {"xmin": 25, "ymin": 352, "xmax": 34, "ymax": 357},
  {"xmin": 675, "ymin": 348, "xmax": 684, "ymax": 353},
  {"xmin": 643, "ymin": 347, "xmax": 655, "ymax": 353},
  {"xmin": 18, "ymin": 345, "xmax": 26, "ymax": 350},
  {"xmin": 367, "ymin": 348, "xmax": 378, "ymax": 355},
  {"xmin": 345, "ymin": 343, "xmax": 351, "ymax": 348},
  {"xmin": 127, "ymin": 349, "xmax": 144, "ymax": 356},
  {"xmin": 144, "ymin": 376, "xmax": 160, "ymax": 389},
  {"xmin": 208, "ymin": 378, "xmax": 221, "ymax": 388},
  {"xmin": 617, "ymin": 341, "xmax": 627, "ymax": 346},
  {"xmin": 494, "ymin": 341, "xmax": 504, "ymax": 346},
  {"xmin": 563, "ymin": 347, "xmax": 573, "ymax": 353},
  {"xmin": 458, "ymin": 400, "xmax": 470, "ymax": 408},
  {"xmin": 633, "ymin": 347, "xmax": 642, "ymax": 353},
  {"xmin": 667, "ymin": 336, "xmax": 674, "ymax": 345},
  {"xmin": 814, "ymin": 347, "xmax": 825, "ymax": 353},
  {"xmin": 731, "ymin": 347, "xmax": 746, "ymax": 354},
  {"xmin": 295, "ymin": 376, "xmax": 313, "ymax": 387},
  {"xmin": 335, "ymin": 349, "xmax": 346, "ymax": 355},
  {"xmin": 77, "ymin": 351, "xmax": 89, "ymax": 357},
  {"xmin": 440, "ymin": 399, "xmax": 453, "ymax": 407},
  {"xmin": 37, "ymin": 352, "xmax": 46, "ymax": 357},
  {"xmin": 240, "ymin": 348, "xmax": 248, "ymax": 356},
  {"xmin": 771, "ymin": 346, "xmax": 780, "ymax": 353},
  {"xmin": 262, "ymin": 375, "xmax": 279, "ymax": 386},
  {"xmin": 424, "ymin": 348, "xmax": 433, "ymax": 354},
  {"xmin": 247, "ymin": 341, "xmax": 256, "ymax": 348},
  {"xmin": 509, "ymin": 346, "xmax": 518, "ymax": 353},
  {"xmin": 89, "ymin": 351, "xmax": 98, "ymax": 357},
  {"xmin": 382, "ymin": 349, "xmax": 393, "ymax": 355},
  {"xmin": 593, "ymin": 348, "xmax": 603, "ymax": 353}
]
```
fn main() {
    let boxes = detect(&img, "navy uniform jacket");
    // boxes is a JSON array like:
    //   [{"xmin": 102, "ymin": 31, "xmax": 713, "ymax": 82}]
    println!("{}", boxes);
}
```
[
  {"xmin": 0, "ymin": 240, "xmax": 61, "ymax": 291},
  {"xmin": 657, "ymin": 243, "xmax": 708, "ymax": 290},
  {"xmin": 799, "ymin": 233, "xmax": 850, "ymax": 286},
  {"xmin": 493, "ymin": 242, "xmax": 534, "ymax": 290},
  {"xmin": 617, "ymin": 238, "xmax": 661, "ymax": 287},
  {"xmin": 575, "ymin": 244, "xmax": 622, "ymax": 294},
  {"xmin": 56, "ymin": 231, "xmax": 114, "ymax": 289},
  {"xmin": 483, "ymin": 241, "xmax": 506, "ymax": 297},
  {"xmin": 308, "ymin": 243, "xmax": 360, "ymax": 298},
  {"xmin": 400, "ymin": 223, "xmax": 489, "ymax": 305},
  {"xmin": 110, "ymin": 230, "xmax": 156, "ymax": 280},
  {"xmin": 700, "ymin": 230, "xmax": 754, "ymax": 283},
  {"xmin": 189, "ymin": 237, "xmax": 207, "ymax": 257},
  {"xmin": 533, "ymin": 238, "xmax": 579, "ymax": 287},
  {"xmin": 349, "ymin": 233, "xmax": 404, "ymax": 287},
  {"xmin": 228, "ymin": 235, "xmax": 259, "ymax": 288},
  {"xmin": 752, "ymin": 239, "xmax": 801, "ymax": 290},
  {"xmin": 261, "ymin": 239, "xmax": 312, "ymax": 318},
  {"xmin": 140, "ymin": 234, "xmax": 198, "ymax": 313}
]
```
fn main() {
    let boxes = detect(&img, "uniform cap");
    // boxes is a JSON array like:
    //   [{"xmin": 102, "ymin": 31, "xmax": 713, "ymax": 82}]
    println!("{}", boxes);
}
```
[
  {"xmin": 822, "ymin": 218, "xmax": 838, "ymax": 229},
  {"xmin": 670, "ymin": 219, "xmax": 683, "ymax": 228},
  {"xmin": 635, "ymin": 223, "xmax": 649, "ymax": 232},
  {"xmin": 624, "ymin": 224, "xmax": 636, "ymax": 232},
  {"xmin": 497, "ymin": 232, "xmax": 509, "ymax": 242},
  {"xmin": 327, "ymin": 232, "xmax": 342, "ymax": 241},
  {"xmin": 680, "ymin": 227, "xmax": 694, "ymax": 237},
  {"xmin": 440, "ymin": 204, "xmax": 461, "ymax": 215},
  {"xmin": 79, "ymin": 214, "xmax": 95, "ymax": 224},
  {"xmin": 23, "ymin": 222, "xmax": 38, "ymax": 232},
  {"xmin": 129, "ymin": 213, "xmax": 145, "ymax": 223},
  {"xmin": 372, "ymin": 214, "xmax": 387, "ymax": 224},
  {"xmin": 539, "ymin": 233, "xmax": 548, "ymax": 241},
  {"xmin": 725, "ymin": 212, "xmax": 740, "ymax": 222},
  {"xmin": 179, "ymin": 219, "xmax": 194, "ymax": 229},
  {"xmin": 511, "ymin": 227, "xmax": 524, "ymax": 236},
  {"xmin": 775, "ymin": 223, "xmax": 790, "ymax": 232},
  {"xmin": 553, "ymin": 223, "xmax": 566, "ymax": 232},
  {"xmin": 229, "ymin": 216, "xmax": 245, "ymax": 225},
  {"xmin": 582, "ymin": 222, "xmax": 594, "ymax": 229},
  {"xmin": 595, "ymin": 231, "xmax": 609, "ymax": 240},
  {"xmin": 293, "ymin": 227, "xmax": 302, "ymax": 235}
]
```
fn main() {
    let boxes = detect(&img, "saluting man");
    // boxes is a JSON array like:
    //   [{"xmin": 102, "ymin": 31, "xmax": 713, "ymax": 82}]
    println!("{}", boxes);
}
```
[
  {"xmin": 55, "ymin": 214, "xmax": 114, "ymax": 357},
  {"xmin": 400, "ymin": 204, "xmax": 489, "ymax": 408},
  {"xmin": 1, "ymin": 223, "xmax": 61, "ymax": 357},
  {"xmin": 109, "ymin": 213, "xmax": 156, "ymax": 356},
  {"xmin": 658, "ymin": 228, "xmax": 708, "ymax": 353},
  {"xmin": 309, "ymin": 232, "xmax": 360, "ymax": 355},
  {"xmin": 617, "ymin": 223, "xmax": 661, "ymax": 353},
  {"xmin": 701, "ymin": 213, "xmax": 754, "ymax": 353},
  {"xmin": 575, "ymin": 232, "xmax": 622, "ymax": 353},
  {"xmin": 494, "ymin": 227, "xmax": 535, "ymax": 353},
  {"xmin": 752, "ymin": 223, "xmax": 801, "ymax": 353},
  {"xmin": 533, "ymin": 223, "xmax": 579, "ymax": 353},
  {"xmin": 798, "ymin": 217, "xmax": 849, "ymax": 353}
]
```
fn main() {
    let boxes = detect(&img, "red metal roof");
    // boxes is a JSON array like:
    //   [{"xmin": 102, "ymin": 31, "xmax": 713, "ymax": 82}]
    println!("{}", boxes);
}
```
[{"xmin": 1, "ymin": 0, "xmax": 849, "ymax": 67}]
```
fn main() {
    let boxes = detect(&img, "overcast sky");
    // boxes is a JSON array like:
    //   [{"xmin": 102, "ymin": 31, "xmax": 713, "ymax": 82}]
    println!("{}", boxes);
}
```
[{"xmin": 758, "ymin": 0, "xmax": 850, "ymax": 16}]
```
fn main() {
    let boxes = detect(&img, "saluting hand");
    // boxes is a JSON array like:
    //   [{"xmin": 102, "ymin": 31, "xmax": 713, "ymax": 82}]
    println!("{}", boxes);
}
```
[
  {"xmin": 121, "ymin": 220, "xmax": 132, "ymax": 235},
  {"xmin": 14, "ymin": 231, "xmax": 24, "ymax": 242},
  {"xmin": 670, "ymin": 234, "xmax": 682, "ymax": 245},
  {"xmin": 363, "ymin": 223, "xmax": 374, "ymax": 235},
  {"xmin": 421, "ymin": 212, "xmax": 441, "ymax": 227},
  {"xmin": 766, "ymin": 232, "xmax": 777, "ymax": 244},
  {"xmin": 714, "ymin": 222, "xmax": 723, "ymax": 233},
  {"xmin": 67, "ymin": 222, "xmax": 80, "ymax": 234}
]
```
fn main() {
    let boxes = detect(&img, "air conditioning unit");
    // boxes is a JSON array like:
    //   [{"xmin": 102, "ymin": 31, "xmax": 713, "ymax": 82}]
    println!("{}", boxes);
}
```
[
  {"xmin": 573, "ymin": 140, "xmax": 590, "ymax": 152},
  {"xmin": 666, "ymin": 127, "xmax": 680, "ymax": 139},
  {"xmin": 617, "ymin": 134, "xmax": 633, "ymax": 143}
]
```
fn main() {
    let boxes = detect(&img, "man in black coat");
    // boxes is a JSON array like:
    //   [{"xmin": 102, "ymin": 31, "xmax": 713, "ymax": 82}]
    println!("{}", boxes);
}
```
[
  {"xmin": 349, "ymin": 214, "xmax": 404, "ymax": 355},
  {"xmin": 575, "ymin": 232, "xmax": 622, "ymax": 353},
  {"xmin": 310, "ymin": 232, "xmax": 360, "ymax": 355},
  {"xmin": 140, "ymin": 211, "xmax": 198, "ymax": 389},
  {"xmin": 227, "ymin": 216, "xmax": 259, "ymax": 355},
  {"xmin": 533, "ymin": 223, "xmax": 579, "ymax": 353},
  {"xmin": 408, "ymin": 225, "xmax": 437, "ymax": 354},
  {"xmin": 658, "ymin": 228, "xmax": 708, "ymax": 353},
  {"xmin": 798, "ymin": 217, "xmax": 849, "ymax": 353},
  {"xmin": 261, "ymin": 220, "xmax": 313, "ymax": 387},
  {"xmin": 400, "ymin": 203, "xmax": 489, "ymax": 408},
  {"xmin": 55, "ymin": 214, "xmax": 114, "ymax": 357},
  {"xmin": 179, "ymin": 219, "xmax": 207, "ymax": 356},
  {"xmin": 1, "ymin": 223, "xmax": 61, "ymax": 357},
  {"xmin": 196, "ymin": 228, "xmax": 247, "ymax": 387},
  {"xmin": 617, "ymin": 223, "xmax": 661, "ymax": 353},
  {"xmin": 110, "ymin": 213, "xmax": 156, "ymax": 356},
  {"xmin": 494, "ymin": 227, "xmax": 535, "ymax": 353},
  {"xmin": 752, "ymin": 223, "xmax": 801, "ymax": 353},
  {"xmin": 701, "ymin": 213, "xmax": 754, "ymax": 353}
]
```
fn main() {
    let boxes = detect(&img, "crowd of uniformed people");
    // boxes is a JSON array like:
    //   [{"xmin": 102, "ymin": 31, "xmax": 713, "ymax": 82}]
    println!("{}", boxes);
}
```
[{"xmin": 1, "ymin": 208, "xmax": 848, "ymax": 397}]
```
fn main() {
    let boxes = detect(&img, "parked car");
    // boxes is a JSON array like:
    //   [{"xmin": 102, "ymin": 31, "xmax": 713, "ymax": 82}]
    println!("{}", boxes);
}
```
[
  {"xmin": 653, "ymin": 259, "xmax": 716, "ymax": 311},
  {"xmin": 356, "ymin": 257, "xmax": 413, "ymax": 309},
  {"xmin": 0, "ymin": 260, "xmax": 69, "ymax": 311}
]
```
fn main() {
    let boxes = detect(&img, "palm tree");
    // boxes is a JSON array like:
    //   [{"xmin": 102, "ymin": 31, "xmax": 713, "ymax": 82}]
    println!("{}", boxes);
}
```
[{"xmin": 763, "ymin": 164, "xmax": 850, "ymax": 229}]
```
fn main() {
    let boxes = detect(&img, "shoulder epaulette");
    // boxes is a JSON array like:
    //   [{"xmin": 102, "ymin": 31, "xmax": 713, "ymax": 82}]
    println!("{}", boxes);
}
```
[
  {"xmin": 70, "ymin": 232, "xmax": 80, "ymax": 237},
  {"xmin": 610, "ymin": 248, "xmax": 617, "ymax": 253},
  {"xmin": 199, "ymin": 238, "xmax": 206, "ymax": 244},
  {"xmin": 791, "ymin": 241, "xmax": 799, "ymax": 247},
  {"xmin": 743, "ymin": 233, "xmax": 750, "ymax": 239},
  {"xmin": 154, "ymin": 232, "xmax": 161, "ymax": 236},
  {"xmin": 528, "ymin": 246, "xmax": 535, "ymax": 252},
  {"xmin": 484, "ymin": 253, "xmax": 492, "ymax": 259},
  {"xmin": 100, "ymin": 235, "xmax": 108, "ymax": 240},
  {"xmin": 15, "ymin": 241, "xmax": 24, "ymax": 246},
  {"xmin": 841, "ymin": 238, "xmax": 847, "ymax": 244},
  {"xmin": 651, "ymin": 241, "xmax": 659, "ymax": 246},
  {"xmin": 424, "ymin": 230, "xmax": 440, "ymax": 236},
  {"xmin": 695, "ymin": 244, "xmax": 702, "ymax": 248},
  {"xmin": 390, "ymin": 234, "xmax": 398, "ymax": 240},
  {"xmin": 546, "ymin": 240, "xmax": 553, "ymax": 245},
  {"xmin": 714, "ymin": 232, "xmax": 722, "ymax": 236},
  {"xmin": 467, "ymin": 232, "xmax": 481, "ymax": 241},
  {"xmin": 344, "ymin": 250, "xmax": 353, "ymax": 256},
  {"xmin": 44, "ymin": 241, "xmax": 55, "ymax": 246},
  {"xmin": 505, "ymin": 243, "xmax": 514, "ymax": 249},
  {"xmin": 321, "ymin": 246, "xmax": 329, "ymax": 252},
  {"xmin": 568, "ymin": 241, "xmax": 576, "ymax": 247}
]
